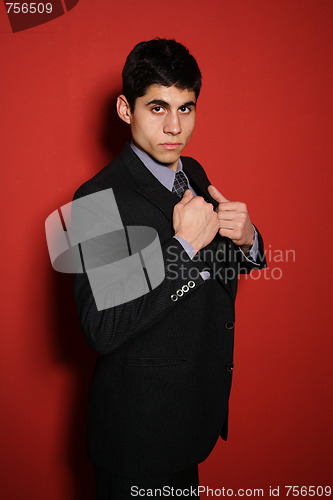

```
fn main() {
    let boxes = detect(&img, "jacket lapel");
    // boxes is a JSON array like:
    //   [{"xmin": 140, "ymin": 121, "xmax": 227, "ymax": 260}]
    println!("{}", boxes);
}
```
[
  {"xmin": 120, "ymin": 142, "xmax": 233, "ymax": 298},
  {"xmin": 182, "ymin": 157, "xmax": 218, "ymax": 206},
  {"xmin": 120, "ymin": 141, "xmax": 179, "ymax": 224}
]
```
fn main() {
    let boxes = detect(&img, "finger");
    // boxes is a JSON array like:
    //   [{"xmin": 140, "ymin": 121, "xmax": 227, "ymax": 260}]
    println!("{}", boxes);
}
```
[
  {"xmin": 217, "ymin": 202, "xmax": 244, "ymax": 211},
  {"xmin": 217, "ymin": 210, "xmax": 240, "ymax": 221},
  {"xmin": 207, "ymin": 185, "xmax": 229, "ymax": 203},
  {"xmin": 177, "ymin": 189, "xmax": 193, "ymax": 205},
  {"xmin": 219, "ymin": 222, "xmax": 238, "ymax": 231},
  {"xmin": 219, "ymin": 227, "xmax": 238, "ymax": 239}
]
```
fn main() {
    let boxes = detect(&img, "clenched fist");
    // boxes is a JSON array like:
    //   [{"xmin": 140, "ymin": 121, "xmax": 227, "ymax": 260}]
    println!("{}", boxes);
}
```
[
  {"xmin": 173, "ymin": 189, "xmax": 220, "ymax": 255},
  {"xmin": 207, "ymin": 185, "xmax": 254, "ymax": 252}
]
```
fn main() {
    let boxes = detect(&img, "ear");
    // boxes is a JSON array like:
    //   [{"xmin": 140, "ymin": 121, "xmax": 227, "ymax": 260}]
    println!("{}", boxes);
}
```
[{"xmin": 116, "ymin": 94, "xmax": 131, "ymax": 124}]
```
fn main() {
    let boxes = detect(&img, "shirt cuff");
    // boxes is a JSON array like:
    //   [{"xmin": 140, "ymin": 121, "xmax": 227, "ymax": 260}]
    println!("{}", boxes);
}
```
[
  {"xmin": 173, "ymin": 236, "xmax": 195, "ymax": 260},
  {"xmin": 239, "ymin": 225, "xmax": 259, "ymax": 263},
  {"xmin": 173, "ymin": 236, "xmax": 211, "ymax": 280}
]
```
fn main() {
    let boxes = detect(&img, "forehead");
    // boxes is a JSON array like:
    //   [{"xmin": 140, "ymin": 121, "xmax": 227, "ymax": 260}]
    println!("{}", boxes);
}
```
[{"xmin": 139, "ymin": 84, "xmax": 196, "ymax": 105}]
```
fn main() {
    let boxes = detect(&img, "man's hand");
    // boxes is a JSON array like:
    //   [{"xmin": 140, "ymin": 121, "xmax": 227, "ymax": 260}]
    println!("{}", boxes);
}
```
[
  {"xmin": 173, "ymin": 190, "xmax": 220, "ymax": 255},
  {"xmin": 207, "ymin": 185, "xmax": 254, "ymax": 252}
]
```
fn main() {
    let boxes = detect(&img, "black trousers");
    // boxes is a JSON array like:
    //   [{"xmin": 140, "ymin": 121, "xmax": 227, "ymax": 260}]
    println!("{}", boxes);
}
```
[{"xmin": 94, "ymin": 464, "xmax": 200, "ymax": 500}]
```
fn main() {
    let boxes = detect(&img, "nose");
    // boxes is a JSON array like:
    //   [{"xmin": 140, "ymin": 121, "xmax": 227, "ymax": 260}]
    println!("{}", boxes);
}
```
[{"xmin": 163, "ymin": 111, "xmax": 182, "ymax": 135}]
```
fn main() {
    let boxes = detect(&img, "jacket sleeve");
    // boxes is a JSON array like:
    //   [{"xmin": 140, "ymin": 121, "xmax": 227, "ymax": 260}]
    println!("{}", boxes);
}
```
[
  {"xmin": 235, "ymin": 223, "xmax": 267, "ymax": 274},
  {"xmin": 73, "ymin": 237, "xmax": 210, "ymax": 354},
  {"xmin": 72, "ymin": 184, "xmax": 210, "ymax": 355}
]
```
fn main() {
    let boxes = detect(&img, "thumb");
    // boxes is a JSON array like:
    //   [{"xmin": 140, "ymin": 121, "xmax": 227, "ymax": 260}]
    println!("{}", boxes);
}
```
[
  {"xmin": 177, "ymin": 189, "xmax": 193, "ymax": 205},
  {"xmin": 207, "ymin": 184, "xmax": 229, "ymax": 203}
]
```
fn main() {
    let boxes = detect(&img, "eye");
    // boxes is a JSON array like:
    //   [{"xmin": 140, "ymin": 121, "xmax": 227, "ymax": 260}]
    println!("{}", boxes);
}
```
[
  {"xmin": 152, "ymin": 106, "xmax": 165, "ymax": 114},
  {"xmin": 179, "ymin": 106, "xmax": 191, "ymax": 114}
]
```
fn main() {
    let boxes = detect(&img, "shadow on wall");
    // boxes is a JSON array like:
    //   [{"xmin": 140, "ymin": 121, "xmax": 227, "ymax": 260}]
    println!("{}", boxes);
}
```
[
  {"xmin": 50, "ymin": 89, "xmax": 130, "ymax": 499},
  {"xmin": 99, "ymin": 89, "xmax": 131, "ymax": 159},
  {"xmin": 52, "ymin": 271, "xmax": 96, "ymax": 500}
]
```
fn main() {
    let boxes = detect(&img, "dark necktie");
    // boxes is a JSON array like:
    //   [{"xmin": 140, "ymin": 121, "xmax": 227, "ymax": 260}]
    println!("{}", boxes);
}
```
[{"xmin": 172, "ymin": 171, "xmax": 189, "ymax": 198}]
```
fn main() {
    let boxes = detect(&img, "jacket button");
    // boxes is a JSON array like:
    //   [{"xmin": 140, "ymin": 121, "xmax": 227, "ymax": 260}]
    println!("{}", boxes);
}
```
[
  {"xmin": 226, "ymin": 363, "xmax": 234, "ymax": 372},
  {"xmin": 176, "ymin": 289, "xmax": 184, "ymax": 297},
  {"xmin": 171, "ymin": 294, "xmax": 178, "ymax": 302},
  {"xmin": 225, "ymin": 321, "xmax": 235, "ymax": 330},
  {"xmin": 188, "ymin": 280, "xmax": 195, "ymax": 288},
  {"xmin": 182, "ymin": 285, "xmax": 189, "ymax": 293}
]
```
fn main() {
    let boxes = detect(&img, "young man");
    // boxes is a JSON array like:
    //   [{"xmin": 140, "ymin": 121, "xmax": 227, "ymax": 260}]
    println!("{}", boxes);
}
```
[{"xmin": 73, "ymin": 39, "xmax": 266, "ymax": 499}]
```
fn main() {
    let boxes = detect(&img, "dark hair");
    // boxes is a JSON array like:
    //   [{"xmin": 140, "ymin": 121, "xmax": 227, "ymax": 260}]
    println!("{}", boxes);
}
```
[{"xmin": 122, "ymin": 38, "xmax": 202, "ymax": 111}]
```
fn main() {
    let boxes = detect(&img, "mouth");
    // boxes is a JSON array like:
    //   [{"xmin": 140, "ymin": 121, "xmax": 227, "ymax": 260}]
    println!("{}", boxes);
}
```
[{"xmin": 159, "ymin": 143, "xmax": 182, "ymax": 150}]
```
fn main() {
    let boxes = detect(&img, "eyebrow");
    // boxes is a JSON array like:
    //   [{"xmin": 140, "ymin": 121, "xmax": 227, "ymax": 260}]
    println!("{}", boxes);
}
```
[{"xmin": 145, "ymin": 99, "xmax": 196, "ymax": 109}]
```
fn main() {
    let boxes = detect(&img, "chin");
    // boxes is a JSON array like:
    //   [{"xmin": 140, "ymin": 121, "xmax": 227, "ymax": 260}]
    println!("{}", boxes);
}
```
[{"xmin": 157, "ymin": 152, "xmax": 179, "ymax": 164}]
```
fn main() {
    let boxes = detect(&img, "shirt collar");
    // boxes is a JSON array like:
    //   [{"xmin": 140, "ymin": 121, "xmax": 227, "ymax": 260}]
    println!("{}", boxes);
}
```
[{"xmin": 130, "ymin": 140, "xmax": 183, "ymax": 192}]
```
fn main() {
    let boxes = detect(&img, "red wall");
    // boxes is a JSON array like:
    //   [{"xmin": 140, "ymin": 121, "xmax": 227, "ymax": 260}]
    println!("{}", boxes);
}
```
[{"xmin": 1, "ymin": 1, "xmax": 332, "ymax": 498}]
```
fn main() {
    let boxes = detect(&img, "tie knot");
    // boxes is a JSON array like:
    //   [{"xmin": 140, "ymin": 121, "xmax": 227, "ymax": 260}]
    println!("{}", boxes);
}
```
[{"xmin": 172, "ymin": 171, "xmax": 189, "ymax": 198}]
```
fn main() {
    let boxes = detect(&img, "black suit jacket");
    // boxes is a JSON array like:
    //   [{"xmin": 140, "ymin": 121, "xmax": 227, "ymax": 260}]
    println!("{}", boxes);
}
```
[{"xmin": 72, "ymin": 141, "xmax": 267, "ymax": 477}]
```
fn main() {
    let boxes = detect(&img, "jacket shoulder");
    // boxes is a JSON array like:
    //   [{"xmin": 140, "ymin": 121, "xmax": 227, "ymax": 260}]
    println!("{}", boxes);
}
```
[{"xmin": 72, "ymin": 153, "xmax": 129, "ymax": 202}]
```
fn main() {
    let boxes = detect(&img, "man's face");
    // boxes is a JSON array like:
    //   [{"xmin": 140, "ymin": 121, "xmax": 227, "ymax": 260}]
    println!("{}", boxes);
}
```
[{"xmin": 121, "ymin": 85, "xmax": 197, "ymax": 171}]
